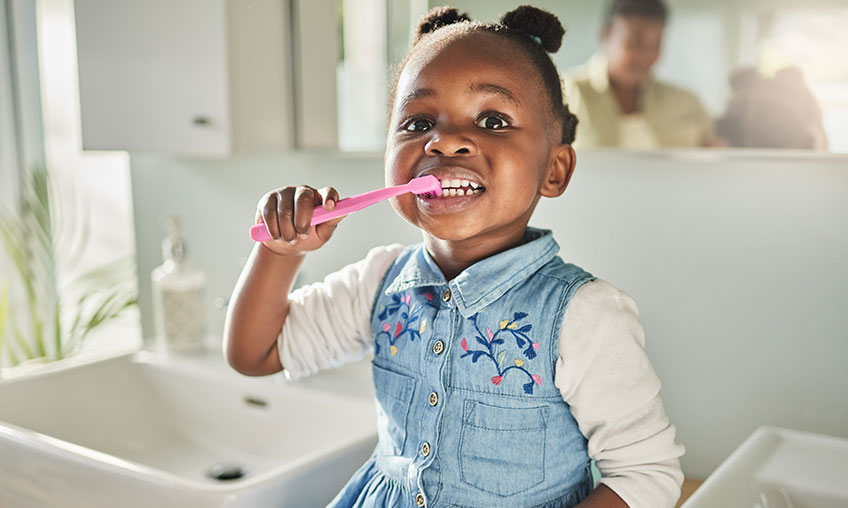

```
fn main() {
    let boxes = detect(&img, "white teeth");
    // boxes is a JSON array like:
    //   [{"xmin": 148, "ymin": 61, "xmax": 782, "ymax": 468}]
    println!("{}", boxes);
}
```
[{"xmin": 434, "ymin": 177, "xmax": 483, "ymax": 196}]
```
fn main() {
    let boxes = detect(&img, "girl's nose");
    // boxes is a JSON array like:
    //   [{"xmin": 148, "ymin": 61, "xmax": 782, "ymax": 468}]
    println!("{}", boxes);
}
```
[{"xmin": 424, "ymin": 128, "xmax": 477, "ymax": 156}]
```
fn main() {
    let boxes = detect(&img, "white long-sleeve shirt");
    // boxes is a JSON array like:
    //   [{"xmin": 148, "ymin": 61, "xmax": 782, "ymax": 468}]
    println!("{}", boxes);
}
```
[{"xmin": 278, "ymin": 245, "xmax": 684, "ymax": 507}]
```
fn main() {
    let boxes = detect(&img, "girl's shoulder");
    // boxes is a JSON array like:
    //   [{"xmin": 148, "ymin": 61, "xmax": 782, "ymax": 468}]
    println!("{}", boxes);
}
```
[
  {"xmin": 573, "ymin": 278, "xmax": 638, "ymax": 311},
  {"xmin": 565, "ymin": 278, "xmax": 643, "ymax": 332}
]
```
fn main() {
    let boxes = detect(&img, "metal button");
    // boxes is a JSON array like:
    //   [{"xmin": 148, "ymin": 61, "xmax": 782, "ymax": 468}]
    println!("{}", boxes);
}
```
[
  {"xmin": 416, "ymin": 493, "xmax": 426, "ymax": 506},
  {"xmin": 442, "ymin": 288, "xmax": 451, "ymax": 302},
  {"xmin": 428, "ymin": 392, "xmax": 439, "ymax": 406},
  {"xmin": 432, "ymin": 340, "xmax": 445, "ymax": 355},
  {"xmin": 421, "ymin": 442, "xmax": 431, "ymax": 457}
]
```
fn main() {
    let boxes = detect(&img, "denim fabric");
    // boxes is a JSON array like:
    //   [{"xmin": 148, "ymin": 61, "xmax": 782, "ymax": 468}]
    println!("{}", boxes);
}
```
[{"xmin": 329, "ymin": 228, "xmax": 595, "ymax": 508}]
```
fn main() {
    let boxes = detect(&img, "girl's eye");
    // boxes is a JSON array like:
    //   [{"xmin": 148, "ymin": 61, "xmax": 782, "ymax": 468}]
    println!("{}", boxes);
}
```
[
  {"xmin": 476, "ymin": 114, "xmax": 510, "ymax": 130},
  {"xmin": 403, "ymin": 118, "xmax": 433, "ymax": 132}
]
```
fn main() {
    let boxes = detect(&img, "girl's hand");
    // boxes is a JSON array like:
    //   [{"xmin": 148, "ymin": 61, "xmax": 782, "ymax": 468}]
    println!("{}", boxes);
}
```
[{"xmin": 255, "ymin": 185, "xmax": 342, "ymax": 255}]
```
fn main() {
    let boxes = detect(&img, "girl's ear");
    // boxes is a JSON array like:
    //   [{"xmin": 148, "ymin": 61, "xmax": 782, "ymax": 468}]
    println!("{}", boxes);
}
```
[{"xmin": 540, "ymin": 144, "xmax": 576, "ymax": 198}]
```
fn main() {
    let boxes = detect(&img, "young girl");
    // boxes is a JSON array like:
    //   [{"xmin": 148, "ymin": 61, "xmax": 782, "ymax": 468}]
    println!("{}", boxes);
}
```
[{"xmin": 224, "ymin": 6, "xmax": 684, "ymax": 508}]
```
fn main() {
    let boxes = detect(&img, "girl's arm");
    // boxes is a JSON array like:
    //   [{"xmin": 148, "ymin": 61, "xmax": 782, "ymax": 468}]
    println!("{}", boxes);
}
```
[
  {"xmin": 276, "ymin": 244, "xmax": 403, "ymax": 379},
  {"xmin": 576, "ymin": 485, "xmax": 629, "ymax": 508},
  {"xmin": 556, "ymin": 279, "xmax": 685, "ymax": 508},
  {"xmin": 224, "ymin": 243, "xmax": 305, "ymax": 376},
  {"xmin": 224, "ymin": 185, "xmax": 340, "ymax": 376}
]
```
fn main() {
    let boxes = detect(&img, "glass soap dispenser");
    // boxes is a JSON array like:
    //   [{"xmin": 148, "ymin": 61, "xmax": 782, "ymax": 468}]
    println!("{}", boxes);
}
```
[{"xmin": 151, "ymin": 216, "xmax": 206, "ymax": 353}]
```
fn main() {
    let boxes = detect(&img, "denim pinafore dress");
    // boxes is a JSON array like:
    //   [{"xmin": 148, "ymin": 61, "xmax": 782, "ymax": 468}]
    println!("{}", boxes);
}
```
[{"xmin": 329, "ymin": 228, "xmax": 595, "ymax": 508}]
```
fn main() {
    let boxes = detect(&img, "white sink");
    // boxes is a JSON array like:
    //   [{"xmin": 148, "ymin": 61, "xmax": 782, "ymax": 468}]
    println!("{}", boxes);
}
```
[
  {"xmin": 682, "ymin": 426, "xmax": 848, "ymax": 508},
  {"xmin": 0, "ymin": 350, "xmax": 377, "ymax": 507}
]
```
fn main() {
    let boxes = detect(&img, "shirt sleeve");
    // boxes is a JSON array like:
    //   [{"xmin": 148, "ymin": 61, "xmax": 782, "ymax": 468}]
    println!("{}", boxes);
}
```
[
  {"xmin": 555, "ymin": 279, "xmax": 685, "ymax": 508},
  {"xmin": 277, "ymin": 244, "xmax": 404, "ymax": 380}
]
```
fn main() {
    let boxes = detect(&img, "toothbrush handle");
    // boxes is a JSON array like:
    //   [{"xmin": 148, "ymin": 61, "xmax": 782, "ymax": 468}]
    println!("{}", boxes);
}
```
[
  {"xmin": 249, "ymin": 223, "xmax": 272, "ymax": 242},
  {"xmin": 248, "ymin": 182, "xmax": 412, "ymax": 242},
  {"xmin": 310, "ymin": 185, "xmax": 408, "ymax": 225}
]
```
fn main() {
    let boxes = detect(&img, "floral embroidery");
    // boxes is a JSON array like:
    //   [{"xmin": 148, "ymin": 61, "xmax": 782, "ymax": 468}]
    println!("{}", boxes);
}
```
[
  {"xmin": 375, "ymin": 291, "xmax": 434, "ymax": 356},
  {"xmin": 460, "ymin": 312, "xmax": 543, "ymax": 394}
]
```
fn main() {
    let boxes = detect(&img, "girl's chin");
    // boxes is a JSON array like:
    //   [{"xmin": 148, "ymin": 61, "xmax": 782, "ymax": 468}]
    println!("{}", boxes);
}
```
[
  {"xmin": 420, "ymin": 225, "xmax": 481, "ymax": 243},
  {"xmin": 415, "ymin": 214, "xmax": 486, "ymax": 243}
]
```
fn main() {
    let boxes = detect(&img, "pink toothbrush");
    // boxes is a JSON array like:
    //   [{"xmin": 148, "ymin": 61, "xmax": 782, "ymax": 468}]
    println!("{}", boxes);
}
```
[{"xmin": 249, "ymin": 175, "xmax": 442, "ymax": 242}]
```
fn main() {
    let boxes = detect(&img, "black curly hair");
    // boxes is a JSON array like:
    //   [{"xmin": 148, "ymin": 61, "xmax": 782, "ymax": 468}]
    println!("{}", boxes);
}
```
[
  {"xmin": 389, "ymin": 5, "xmax": 578, "ymax": 144},
  {"xmin": 603, "ymin": 0, "xmax": 668, "ymax": 28}
]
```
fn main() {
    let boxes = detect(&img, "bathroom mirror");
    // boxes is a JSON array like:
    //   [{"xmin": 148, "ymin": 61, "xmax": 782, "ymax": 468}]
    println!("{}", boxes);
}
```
[{"xmin": 337, "ymin": 0, "xmax": 847, "ymax": 153}]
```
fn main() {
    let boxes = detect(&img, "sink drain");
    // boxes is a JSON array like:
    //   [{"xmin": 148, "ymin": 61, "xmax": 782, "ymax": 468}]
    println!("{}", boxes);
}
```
[{"xmin": 207, "ymin": 462, "xmax": 247, "ymax": 481}]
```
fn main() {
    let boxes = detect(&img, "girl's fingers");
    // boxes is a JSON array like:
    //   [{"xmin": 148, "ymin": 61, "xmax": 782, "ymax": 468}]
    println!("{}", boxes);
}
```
[
  {"xmin": 293, "ymin": 186, "xmax": 317, "ymax": 237},
  {"xmin": 277, "ymin": 187, "xmax": 298, "ymax": 243},
  {"xmin": 258, "ymin": 184, "xmax": 340, "ymax": 248},
  {"xmin": 314, "ymin": 187, "xmax": 342, "ymax": 241},
  {"xmin": 317, "ymin": 186, "xmax": 340, "ymax": 210},
  {"xmin": 315, "ymin": 187, "xmax": 344, "ymax": 242},
  {"xmin": 259, "ymin": 191, "xmax": 281, "ymax": 240}
]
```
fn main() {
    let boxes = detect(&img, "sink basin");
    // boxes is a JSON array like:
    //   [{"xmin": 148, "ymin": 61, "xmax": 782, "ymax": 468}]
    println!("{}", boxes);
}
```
[
  {"xmin": 681, "ymin": 426, "xmax": 848, "ymax": 508},
  {"xmin": 0, "ymin": 350, "xmax": 378, "ymax": 507}
]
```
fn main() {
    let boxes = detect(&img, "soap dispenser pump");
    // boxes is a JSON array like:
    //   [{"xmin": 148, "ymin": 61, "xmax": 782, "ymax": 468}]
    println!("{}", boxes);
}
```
[{"xmin": 151, "ymin": 216, "xmax": 206, "ymax": 353}]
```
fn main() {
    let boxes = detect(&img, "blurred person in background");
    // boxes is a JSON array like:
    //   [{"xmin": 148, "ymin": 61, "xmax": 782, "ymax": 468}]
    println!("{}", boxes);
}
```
[
  {"xmin": 716, "ymin": 66, "xmax": 828, "ymax": 150},
  {"xmin": 564, "ymin": 0, "xmax": 723, "ymax": 148}
]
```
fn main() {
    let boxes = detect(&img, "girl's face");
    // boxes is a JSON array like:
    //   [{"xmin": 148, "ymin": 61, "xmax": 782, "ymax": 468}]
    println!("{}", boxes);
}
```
[{"xmin": 386, "ymin": 33, "xmax": 571, "ymax": 252}]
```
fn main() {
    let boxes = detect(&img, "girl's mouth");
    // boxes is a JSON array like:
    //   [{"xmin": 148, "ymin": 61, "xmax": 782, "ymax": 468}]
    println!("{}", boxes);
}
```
[
  {"xmin": 437, "ymin": 177, "xmax": 485, "ymax": 197},
  {"xmin": 416, "ymin": 176, "xmax": 485, "ymax": 213}
]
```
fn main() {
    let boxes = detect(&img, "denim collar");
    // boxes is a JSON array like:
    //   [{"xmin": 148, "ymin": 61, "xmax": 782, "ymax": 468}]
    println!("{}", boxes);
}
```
[{"xmin": 384, "ymin": 227, "xmax": 560, "ymax": 317}]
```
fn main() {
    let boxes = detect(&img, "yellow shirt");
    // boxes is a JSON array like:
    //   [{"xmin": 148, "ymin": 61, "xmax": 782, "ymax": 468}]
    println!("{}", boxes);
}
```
[{"xmin": 563, "ymin": 54, "xmax": 714, "ymax": 148}]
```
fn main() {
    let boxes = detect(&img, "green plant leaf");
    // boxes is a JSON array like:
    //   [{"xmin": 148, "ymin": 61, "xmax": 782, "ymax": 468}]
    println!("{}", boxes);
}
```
[
  {"xmin": 80, "ymin": 292, "xmax": 134, "ymax": 340},
  {"xmin": 4, "ymin": 332, "xmax": 19, "ymax": 366},
  {"xmin": 11, "ymin": 320, "xmax": 35, "ymax": 361},
  {"xmin": 0, "ymin": 281, "xmax": 9, "ymax": 360},
  {"xmin": 1, "ymin": 173, "xmax": 53, "ymax": 361},
  {"xmin": 1, "ymin": 166, "xmax": 138, "ymax": 367},
  {"xmin": 54, "ymin": 305, "xmax": 62, "ymax": 361},
  {"xmin": 65, "ymin": 259, "xmax": 137, "ymax": 352}
]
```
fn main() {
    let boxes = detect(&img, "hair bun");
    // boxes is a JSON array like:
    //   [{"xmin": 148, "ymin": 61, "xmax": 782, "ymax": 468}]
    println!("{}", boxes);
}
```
[
  {"xmin": 414, "ymin": 6, "xmax": 471, "ymax": 44},
  {"xmin": 500, "ymin": 5, "xmax": 565, "ymax": 53}
]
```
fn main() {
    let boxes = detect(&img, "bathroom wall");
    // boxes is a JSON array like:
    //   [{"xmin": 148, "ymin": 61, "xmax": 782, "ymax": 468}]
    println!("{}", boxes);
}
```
[{"xmin": 130, "ymin": 149, "xmax": 848, "ymax": 479}]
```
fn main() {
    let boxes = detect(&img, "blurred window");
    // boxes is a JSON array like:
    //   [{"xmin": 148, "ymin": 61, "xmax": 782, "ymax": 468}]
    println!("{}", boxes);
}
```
[
  {"xmin": 758, "ymin": 8, "xmax": 848, "ymax": 152},
  {"xmin": 36, "ymin": 0, "xmax": 140, "ymax": 353}
]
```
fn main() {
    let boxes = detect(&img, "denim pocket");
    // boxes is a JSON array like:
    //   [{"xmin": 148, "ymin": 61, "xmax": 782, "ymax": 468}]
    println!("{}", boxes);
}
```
[
  {"xmin": 372, "ymin": 362, "xmax": 415, "ymax": 455},
  {"xmin": 459, "ymin": 400, "xmax": 548, "ymax": 496}
]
